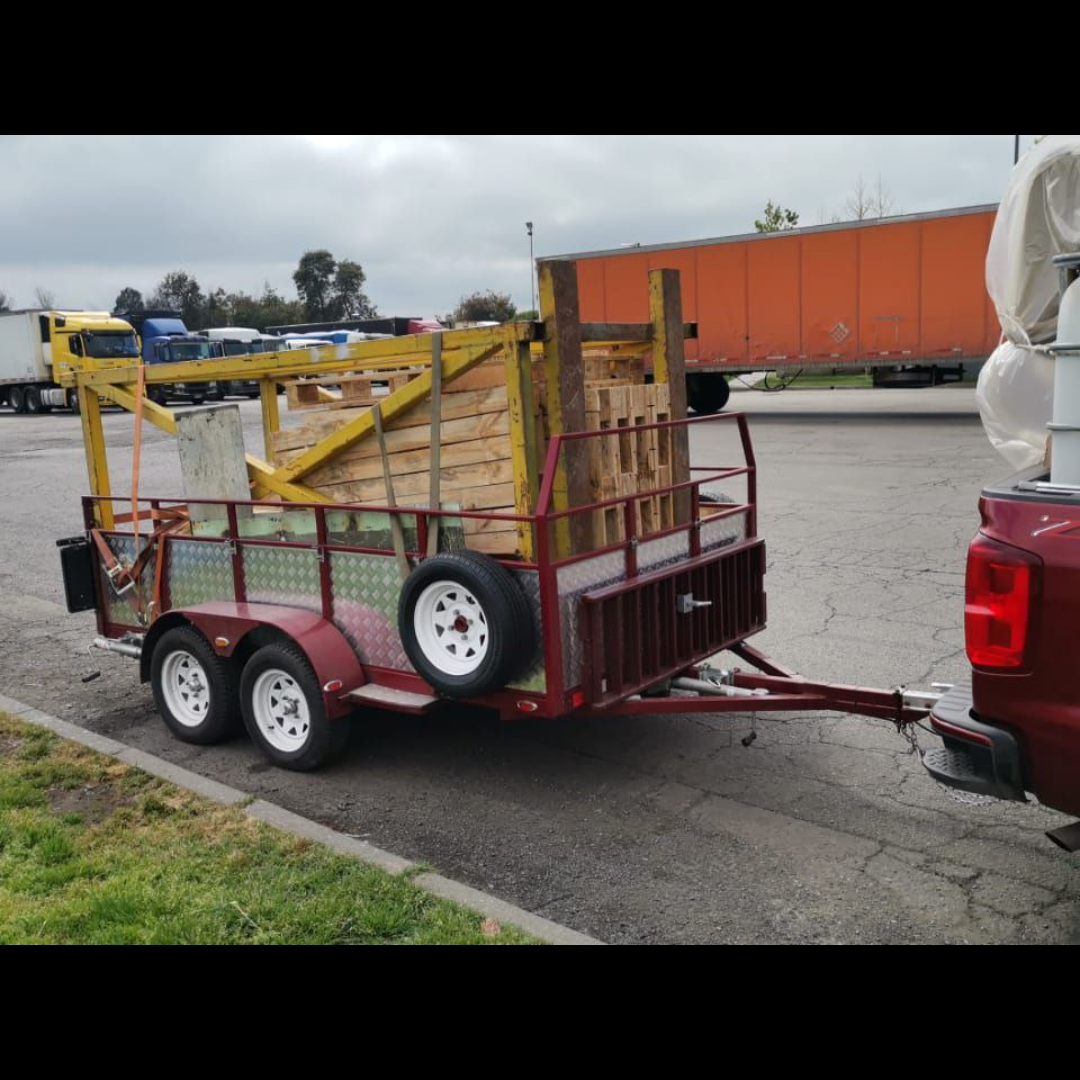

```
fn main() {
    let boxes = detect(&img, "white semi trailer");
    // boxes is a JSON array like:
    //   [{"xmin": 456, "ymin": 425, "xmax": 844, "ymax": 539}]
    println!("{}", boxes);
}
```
[{"xmin": 0, "ymin": 309, "xmax": 139, "ymax": 414}]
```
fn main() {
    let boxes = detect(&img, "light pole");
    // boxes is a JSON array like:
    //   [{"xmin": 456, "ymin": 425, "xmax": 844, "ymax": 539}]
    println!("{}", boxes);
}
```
[{"xmin": 526, "ymin": 221, "xmax": 536, "ymax": 316}]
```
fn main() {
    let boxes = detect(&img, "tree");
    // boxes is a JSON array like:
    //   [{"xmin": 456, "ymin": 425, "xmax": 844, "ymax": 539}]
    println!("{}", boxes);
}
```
[
  {"xmin": 114, "ymin": 286, "xmax": 144, "ymax": 314},
  {"xmin": 34, "ymin": 287, "xmax": 56, "ymax": 309},
  {"xmin": 451, "ymin": 290, "xmax": 517, "ymax": 324},
  {"xmin": 293, "ymin": 250, "xmax": 338, "ymax": 321},
  {"xmin": 332, "ymin": 259, "xmax": 376, "ymax": 318},
  {"xmin": 149, "ymin": 270, "xmax": 204, "ymax": 327},
  {"xmin": 293, "ymin": 250, "xmax": 377, "ymax": 322},
  {"xmin": 0, "ymin": 289, "xmax": 10, "ymax": 312},
  {"xmin": 755, "ymin": 201, "xmax": 799, "ymax": 233},
  {"xmin": 844, "ymin": 174, "xmax": 894, "ymax": 221}
]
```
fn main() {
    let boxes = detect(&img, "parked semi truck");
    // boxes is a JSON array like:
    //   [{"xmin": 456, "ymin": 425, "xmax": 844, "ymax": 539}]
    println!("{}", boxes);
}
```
[
  {"xmin": 0, "ymin": 309, "xmax": 139, "ymax": 414},
  {"xmin": 118, "ymin": 311, "xmax": 218, "ymax": 405},
  {"xmin": 199, "ymin": 327, "xmax": 281, "ymax": 398}
]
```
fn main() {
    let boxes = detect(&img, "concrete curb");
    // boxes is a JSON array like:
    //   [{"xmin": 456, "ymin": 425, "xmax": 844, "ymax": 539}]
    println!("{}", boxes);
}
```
[{"xmin": 0, "ymin": 692, "xmax": 602, "ymax": 945}]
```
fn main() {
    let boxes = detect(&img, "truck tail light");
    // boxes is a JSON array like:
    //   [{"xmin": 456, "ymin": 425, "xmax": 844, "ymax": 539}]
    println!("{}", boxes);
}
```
[{"xmin": 965, "ymin": 534, "xmax": 1040, "ymax": 669}]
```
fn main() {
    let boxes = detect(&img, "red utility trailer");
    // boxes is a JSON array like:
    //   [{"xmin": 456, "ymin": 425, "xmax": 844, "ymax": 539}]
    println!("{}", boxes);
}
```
[{"xmin": 61, "ymin": 412, "xmax": 937, "ymax": 771}]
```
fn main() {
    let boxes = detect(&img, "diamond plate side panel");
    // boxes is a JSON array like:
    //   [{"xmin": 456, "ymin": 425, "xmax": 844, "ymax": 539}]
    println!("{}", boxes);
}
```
[
  {"xmin": 508, "ymin": 568, "xmax": 545, "ymax": 693},
  {"xmin": 167, "ymin": 539, "xmax": 235, "ymax": 609},
  {"xmin": 329, "ymin": 552, "xmax": 410, "ymax": 670},
  {"xmin": 701, "ymin": 510, "xmax": 747, "ymax": 552},
  {"xmin": 638, "ymin": 531, "xmax": 689, "ymax": 573},
  {"xmin": 556, "ymin": 550, "xmax": 627, "ymax": 689},
  {"xmin": 100, "ymin": 535, "xmax": 155, "ymax": 627},
  {"xmin": 243, "ymin": 544, "xmax": 322, "ymax": 612}
]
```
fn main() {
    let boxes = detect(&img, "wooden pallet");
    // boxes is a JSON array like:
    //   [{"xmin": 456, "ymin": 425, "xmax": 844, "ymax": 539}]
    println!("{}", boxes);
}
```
[
  {"xmin": 284, "ymin": 369, "xmax": 423, "ymax": 411},
  {"xmin": 584, "ymin": 382, "xmax": 672, "ymax": 545}
]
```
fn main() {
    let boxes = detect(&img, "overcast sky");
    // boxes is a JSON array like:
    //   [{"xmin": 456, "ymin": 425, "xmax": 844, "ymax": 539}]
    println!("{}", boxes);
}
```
[{"xmin": 0, "ymin": 135, "xmax": 1036, "ymax": 317}]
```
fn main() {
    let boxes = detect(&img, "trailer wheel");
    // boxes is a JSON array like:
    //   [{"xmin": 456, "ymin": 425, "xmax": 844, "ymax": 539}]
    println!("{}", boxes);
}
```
[
  {"xmin": 687, "ymin": 373, "xmax": 730, "ymax": 415},
  {"xmin": 240, "ymin": 642, "xmax": 348, "ymax": 771},
  {"xmin": 399, "ymin": 551, "xmax": 534, "ymax": 697},
  {"xmin": 9, "ymin": 386, "xmax": 26, "ymax": 413},
  {"xmin": 151, "ymin": 625, "xmax": 241, "ymax": 745}
]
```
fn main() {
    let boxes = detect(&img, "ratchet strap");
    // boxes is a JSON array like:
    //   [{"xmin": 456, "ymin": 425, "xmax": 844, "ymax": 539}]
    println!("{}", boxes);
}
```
[{"xmin": 90, "ymin": 507, "xmax": 190, "ymax": 622}]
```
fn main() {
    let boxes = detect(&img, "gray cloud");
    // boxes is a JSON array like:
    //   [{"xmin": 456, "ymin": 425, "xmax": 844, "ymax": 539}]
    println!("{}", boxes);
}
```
[{"xmin": 0, "ymin": 134, "xmax": 1032, "ymax": 317}]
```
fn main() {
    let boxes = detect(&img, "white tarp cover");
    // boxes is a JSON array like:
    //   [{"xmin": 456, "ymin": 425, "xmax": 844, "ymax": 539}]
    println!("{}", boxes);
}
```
[
  {"xmin": 986, "ymin": 135, "xmax": 1080, "ymax": 346},
  {"xmin": 976, "ymin": 340, "xmax": 1055, "ymax": 469},
  {"xmin": 980, "ymin": 136, "xmax": 1080, "ymax": 468}
]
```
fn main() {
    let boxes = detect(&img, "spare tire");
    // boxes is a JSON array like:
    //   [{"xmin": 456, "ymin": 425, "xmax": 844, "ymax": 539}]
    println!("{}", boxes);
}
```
[{"xmin": 399, "ymin": 551, "xmax": 535, "ymax": 697}]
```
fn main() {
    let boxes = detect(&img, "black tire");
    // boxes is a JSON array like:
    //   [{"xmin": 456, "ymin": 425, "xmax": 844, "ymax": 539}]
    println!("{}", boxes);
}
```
[
  {"xmin": 9, "ymin": 386, "xmax": 26, "ymax": 414},
  {"xmin": 148, "ymin": 387, "xmax": 168, "ymax": 407},
  {"xmin": 399, "ymin": 551, "xmax": 535, "ymax": 697},
  {"xmin": 150, "ymin": 624, "xmax": 241, "ymax": 745},
  {"xmin": 687, "ymin": 373, "xmax": 730, "ymax": 415},
  {"xmin": 189, "ymin": 394, "xmax": 205, "ymax": 406},
  {"xmin": 240, "ymin": 642, "xmax": 349, "ymax": 771},
  {"xmin": 67, "ymin": 388, "xmax": 80, "ymax": 414},
  {"xmin": 24, "ymin": 386, "xmax": 44, "ymax": 414}
]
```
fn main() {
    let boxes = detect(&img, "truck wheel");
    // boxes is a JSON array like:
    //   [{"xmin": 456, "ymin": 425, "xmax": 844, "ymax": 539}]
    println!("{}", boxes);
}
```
[
  {"xmin": 23, "ymin": 386, "xmax": 45, "ymax": 414},
  {"xmin": 67, "ymin": 389, "xmax": 80, "ymax": 414},
  {"xmin": 9, "ymin": 386, "xmax": 26, "ymax": 413},
  {"xmin": 151, "ymin": 625, "xmax": 241, "ymax": 745},
  {"xmin": 240, "ymin": 642, "xmax": 349, "ymax": 771},
  {"xmin": 148, "ymin": 387, "xmax": 168, "ymax": 407},
  {"xmin": 687, "ymin": 374, "xmax": 730, "ymax": 415},
  {"xmin": 399, "ymin": 551, "xmax": 534, "ymax": 697}
]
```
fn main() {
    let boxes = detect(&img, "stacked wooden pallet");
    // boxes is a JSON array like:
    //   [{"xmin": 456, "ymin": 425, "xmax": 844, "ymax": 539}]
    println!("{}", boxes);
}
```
[
  {"xmin": 584, "ymin": 382, "xmax": 673, "ymax": 545},
  {"xmin": 284, "ymin": 369, "xmax": 422, "ymax": 411}
]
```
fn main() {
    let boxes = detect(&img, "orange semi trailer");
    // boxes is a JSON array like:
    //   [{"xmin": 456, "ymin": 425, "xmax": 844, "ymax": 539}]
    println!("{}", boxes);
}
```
[{"xmin": 543, "ymin": 204, "xmax": 1001, "ymax": 413}]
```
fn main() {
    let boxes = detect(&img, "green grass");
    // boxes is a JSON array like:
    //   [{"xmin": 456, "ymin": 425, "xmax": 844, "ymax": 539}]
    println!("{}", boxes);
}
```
[{"xmin": 0, "ymin": 714, "xmax": 536, "ymax": 945}]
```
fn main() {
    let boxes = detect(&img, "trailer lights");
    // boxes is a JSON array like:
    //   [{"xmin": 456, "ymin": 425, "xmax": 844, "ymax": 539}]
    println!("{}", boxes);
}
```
[{"xmin": 965, "ymin": 534, "xmax": 1040, "ymax": 669}]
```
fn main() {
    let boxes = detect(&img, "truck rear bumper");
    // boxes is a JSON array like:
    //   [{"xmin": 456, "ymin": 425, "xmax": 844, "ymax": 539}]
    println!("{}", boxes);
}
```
[{"xmin": 923, "ymin": 685, "xmax": 1027, "ymax": 802}]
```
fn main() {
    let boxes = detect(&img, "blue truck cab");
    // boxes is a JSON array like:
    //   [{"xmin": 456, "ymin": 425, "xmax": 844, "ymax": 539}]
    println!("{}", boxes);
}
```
[{"xmin": 117, "ymin": 310, "xmax": 218, "ymax": 405}]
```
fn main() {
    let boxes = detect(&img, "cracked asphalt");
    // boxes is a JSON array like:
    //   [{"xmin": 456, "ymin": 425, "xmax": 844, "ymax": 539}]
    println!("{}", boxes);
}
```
[{"xmin": 2, "ymin": 385, "xmax": 1077, "ymax": 943}]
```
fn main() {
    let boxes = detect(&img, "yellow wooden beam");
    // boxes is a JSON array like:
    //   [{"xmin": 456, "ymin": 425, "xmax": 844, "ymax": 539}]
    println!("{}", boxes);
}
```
[
  {"xmin": 77, "ymin": 384, "xmax": 112, "ymax": 529},
  {"xmin": 260, "ymin": 380, "xmax": 281, "ymax": 461},
  {"xmin": 245, "ymin": 456, "xmax": 334, "ymax": 503},
  {"xmin": 271, "ymin": 342, "xmax": 501, "ymax": 486},
  {"xmin": 69, "ymin": 324, "xmax": 535, "ymax": 390},
  {"xmin": 99, "ymin": 384, "xmax": 177, "ymax": 435},
  {"xmin": 503, "ymin": 331, "xmax": 539, "ymax": 561}
]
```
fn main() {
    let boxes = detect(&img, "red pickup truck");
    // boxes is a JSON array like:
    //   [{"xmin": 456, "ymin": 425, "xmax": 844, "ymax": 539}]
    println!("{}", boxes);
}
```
[{"xmin": 925, "ymin": 252, "xmax": 1080, "ymax": 850}]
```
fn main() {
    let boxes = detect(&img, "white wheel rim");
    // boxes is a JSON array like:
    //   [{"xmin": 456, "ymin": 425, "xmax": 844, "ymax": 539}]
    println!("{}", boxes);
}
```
[
  {"xmin": 160, "ymin": 650, "xmax": 212, "ymax": 728},
  {"xmin": 413, "ymin": 580, "xmax": 490, "ymax": 676},
  {"xmin": 251, "ymin": 669, "xmax": 311, "ymax": 753}
]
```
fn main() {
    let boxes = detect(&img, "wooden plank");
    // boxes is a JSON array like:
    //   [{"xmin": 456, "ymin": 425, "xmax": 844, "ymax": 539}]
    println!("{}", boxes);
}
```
[
  {"xmin": 260, "ymin": 380, "xmax": 280, "ymax": 460},
  {"xmin": 300, "ymin": 435, "xmax": 513, "ymax": 488},
  {"xmin": 323, "ymin": 477, "xmax": 517, "ymax": 511},
  {"xmin": 272, "ymin": 342, "xmax": 501, "ymax": 485},
  {"xmin": 649, "ymin": 267, "xmax": 690, "ymax": 524},
  {"xmin": 270, "ymin": 386, "xmax": 509, "ymax": 453},
  {"xmin": 539, "ymin": 259, "xmax": 591, "ymax": 555},
  {"xmin": 580, "ymin": 323, "xmax": 652, "ymax": 343},
  {"xmin": 319, "ymin": 460, "xmax": 515, "ymax": 504}
]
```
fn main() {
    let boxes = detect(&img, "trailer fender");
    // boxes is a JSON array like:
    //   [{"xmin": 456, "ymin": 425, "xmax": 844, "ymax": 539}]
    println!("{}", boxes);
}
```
[{"xmin": 141, "ymin": 602, "xmax": 365, "ymax": 719}]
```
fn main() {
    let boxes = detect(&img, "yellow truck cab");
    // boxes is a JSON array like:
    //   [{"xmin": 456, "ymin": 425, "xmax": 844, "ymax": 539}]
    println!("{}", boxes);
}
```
[{"xmin": 0, "ymin": 309, "xmax": 140, "ymax": 414}]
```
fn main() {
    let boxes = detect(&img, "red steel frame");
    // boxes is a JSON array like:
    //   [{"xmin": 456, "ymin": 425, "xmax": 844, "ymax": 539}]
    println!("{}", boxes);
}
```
[{"xmin": 83, "ymin": 412, "xmax": 925, "ymax": 727}]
